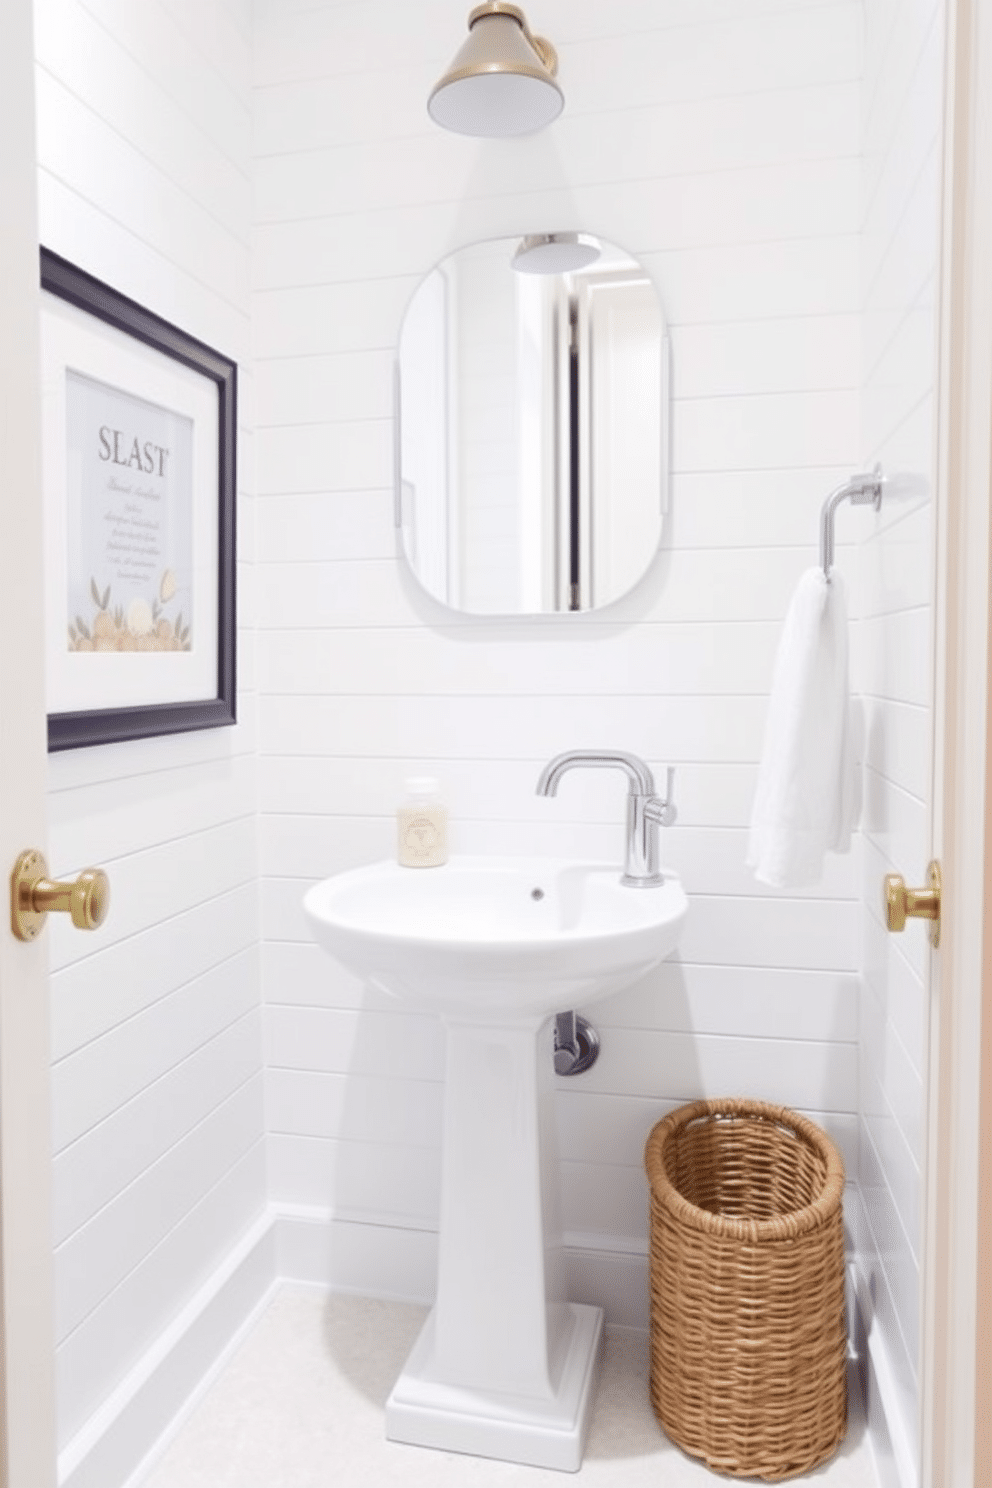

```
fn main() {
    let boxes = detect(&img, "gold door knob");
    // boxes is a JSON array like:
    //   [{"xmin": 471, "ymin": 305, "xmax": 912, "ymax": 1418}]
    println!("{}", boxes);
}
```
[
  {"xmin": 10, "ymin": 850, "xmax": 110, "ymax": 942},
  {"xmin": 884, "ymin": 859, "xmax": 941, "ymax": 948}
]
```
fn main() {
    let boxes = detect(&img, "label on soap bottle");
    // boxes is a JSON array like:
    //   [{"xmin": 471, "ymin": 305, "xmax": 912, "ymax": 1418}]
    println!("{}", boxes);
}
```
[{"xmin": 397, "ymin": 803, "xmax": 448, "ymax": 868}]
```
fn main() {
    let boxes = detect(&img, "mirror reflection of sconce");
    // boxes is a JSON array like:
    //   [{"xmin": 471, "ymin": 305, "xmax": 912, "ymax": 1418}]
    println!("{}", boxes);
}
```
[
  {"xmin": 512, "ymin": 233, "xmax": 601, "ymax": 275},
  {"xmin": 396, "ymin": 234, "xmax": 670, "ymax": 617},
  {"xmin": 428, "ymin": 3, "xmax": 564, "ymax": 137}
]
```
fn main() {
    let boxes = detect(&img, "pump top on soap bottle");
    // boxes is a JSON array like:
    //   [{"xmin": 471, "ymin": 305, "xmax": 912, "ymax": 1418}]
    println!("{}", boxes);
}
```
[{"xmin": 397, "ymin": 777, "xmax": 448, "ymax": 868}]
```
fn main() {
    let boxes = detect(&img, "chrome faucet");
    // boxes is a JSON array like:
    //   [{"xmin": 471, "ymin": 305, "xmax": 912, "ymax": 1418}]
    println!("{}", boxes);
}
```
[{"xmin": 535, "ymin": 750, "xmax": 677, "ymax": 887}]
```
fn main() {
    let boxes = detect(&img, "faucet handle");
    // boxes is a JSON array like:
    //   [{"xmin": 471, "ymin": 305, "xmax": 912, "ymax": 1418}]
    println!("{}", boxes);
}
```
[{"xmin": 645, "ymin": 766, "xmax": 677, "ymax": 828}]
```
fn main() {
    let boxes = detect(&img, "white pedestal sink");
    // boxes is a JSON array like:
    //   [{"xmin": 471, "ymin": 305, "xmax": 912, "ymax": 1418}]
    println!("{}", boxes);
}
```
[{"xmin": 304, "ymin": 856, "xmax": 687, "ymax": 1472}]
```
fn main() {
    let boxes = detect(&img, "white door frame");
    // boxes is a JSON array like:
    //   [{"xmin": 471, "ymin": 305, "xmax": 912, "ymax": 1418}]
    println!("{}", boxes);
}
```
[
  {"xmin": 0, "ymin": 1, "xmax": 59, "ymax": 1484},
  {"xmin": 922, "ymin": 1, "xmax": 992, "ymax": 1483},
  {"xmin": 1, "ymin": 4, "xmax": 990, "ymax": 1487}
]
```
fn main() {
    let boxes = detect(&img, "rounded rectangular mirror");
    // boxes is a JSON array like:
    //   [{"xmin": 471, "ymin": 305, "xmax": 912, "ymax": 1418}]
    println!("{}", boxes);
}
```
[{"xmin": 397, "ymin": 233, "xmax": 669, "ymax": 615}]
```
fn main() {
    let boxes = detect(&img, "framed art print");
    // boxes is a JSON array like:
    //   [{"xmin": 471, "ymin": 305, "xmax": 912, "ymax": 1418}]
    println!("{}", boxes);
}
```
[{"xmin": 39, "ymin": 248, "xmax": 236, "ymax": 751}]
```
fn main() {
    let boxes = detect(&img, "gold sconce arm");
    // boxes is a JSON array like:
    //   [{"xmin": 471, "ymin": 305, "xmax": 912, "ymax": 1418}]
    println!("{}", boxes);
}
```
[{"xmin": 467, "ymin": 2, "xmax": 559, "ymax": 74}]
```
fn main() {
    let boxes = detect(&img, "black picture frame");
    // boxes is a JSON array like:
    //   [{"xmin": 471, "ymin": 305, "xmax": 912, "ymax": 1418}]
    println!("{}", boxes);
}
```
[{"xmin": 40, "ymin": 248, "xmax": 237, "ymax": 751}]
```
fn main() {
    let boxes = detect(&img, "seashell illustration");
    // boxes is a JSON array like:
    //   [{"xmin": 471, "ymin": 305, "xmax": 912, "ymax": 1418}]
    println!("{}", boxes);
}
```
[{"xmin": 127, "ymin": 597, "xmax": 154, "ymax": 636}]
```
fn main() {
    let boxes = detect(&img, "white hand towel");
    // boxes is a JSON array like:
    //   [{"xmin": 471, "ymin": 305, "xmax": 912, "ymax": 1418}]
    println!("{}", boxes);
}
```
[{"xmin": 746, "ymin": 567, "xmax": 854, "ymax": 887}]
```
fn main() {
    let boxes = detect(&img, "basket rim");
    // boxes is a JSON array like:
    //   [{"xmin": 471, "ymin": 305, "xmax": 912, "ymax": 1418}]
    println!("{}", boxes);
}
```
[{"xmin": 644, "ymin": 1097, "xmax": 845, "ymax": 1242}]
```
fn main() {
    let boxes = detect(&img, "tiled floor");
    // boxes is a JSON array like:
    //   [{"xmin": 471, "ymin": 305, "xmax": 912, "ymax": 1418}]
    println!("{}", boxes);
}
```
[{"xmin": 136, "ymin": 1286, "xmax": 880, "ymax": 1487}]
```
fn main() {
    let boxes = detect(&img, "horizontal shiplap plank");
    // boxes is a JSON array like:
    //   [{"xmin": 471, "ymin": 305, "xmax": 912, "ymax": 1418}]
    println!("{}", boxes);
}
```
[
  {"xmin": 859, "ymin": 502, "xmax": 934, "ymax": 619},
  {"xmin": 36, "ymin": 0, "xmax": 250, "ymax": 233},
  {"xmin": 253, "ymin": 0, "xmax": 852, "ymax": 88},
  {"xmin": 255, "ymin": 616, "xmax": 785, "ymax": 691},
  {"xmin": 54, "ymin": 1011, "xmax": 263, "ymax": 1244},
  {"xmin": 264, "ymin": 875, "xmax": 858, "ymax": 977},
  {"xmin": 46, "ymin": 705, "xmax": 255, "ymax": 795},
  {"xmin": 672, "ymin": 314, "xmax": 859, "ymax": 400},
  {"xmin": 860, "ymin": 976, "xmax": 925, "ymax": 1160},
  {"xmin": 861, "ymin": 880, "xmax": 928, "ymax": 1079},
  {"xmin": 259, "ymin": 814, "xmax": 858, "ymax": 901},
  {"xmin": 263, "ymin": 940, "xmax": 367, "ymax": 1011},
  {"xmin": 55, "ymin": 1076, "xmax": 264, "ymax": 1339},
  {"xmin": 52, "ymin": 947, "xmax": 260, "ymax": 1150},
  {"xmin": 264, "ymin": 938, "xmax": 858, "ymax": 1042},
  {"xmin": 254, "ymin": 351, "xmax": 392, "ymax": 427},
  {"xmin": 256, "ymin": 419, "xmax": 390, "ymax": 495},
  {"xmin": 254, "ymin": 545, "xmax": 830, "ymax": 629},
  {"xmin": 157, "ymin": 0, "xmax": 252, "ymax": 91},
  {"xmin": 863, "ymin": 142, "xmax": 941, "ymax": 338},
  {"xmin": 250, "ymin": 235, "xmax": 860, "ymax": 362},
  {"xmin": 254, "ymin": 86, "xmax": 861, "ymax": 223},
  {"xmin": 50, "ymin": 882, "xmax": 257, "ymax": 1062},
  {"xmin": 47, "ymin": 753, "xmax": 257, "ymax": 867},
  {"xmin": 863, "ymin": 0, "xmax": 941, "ymax": 181},
  {"xmin": 258, "ymin": 756, "xmax": 760, "ymax": 830},
  {"xmin": 257, "ymin": 693, "xmax": 772, "ymax": 764},
  {"xmin": 557, "ymin": 1092, "xmax": 859, "ymax": 1174},
  {"xmin": 861, "ymin": 769, "xmax": 929, "ymax": 877},
  {"xmin": 267, "ymin": 1133, "xmax": 440, "ymax": 1223},
  {"xmin": 677, "ymin": 893, "xmax": 859, "ymax": 972},
  {"xmin": 37, "ymin": 172, "xmax": 250, "ymax": 361},
  {"xmin": 674, "ymin": 390, "xmax": 858, "ymax": 474},
  {"xmin": 857, "ymin": 605, "xmax": 932, "ymax": 708},
  {"xmin": 861, "ymin": 300, "xmax": 937, "ymax": 456},
  {"xmin": 266, "ymin": 1067, "xmax": 443, "ymax": 1146},
  {"xmin": 253, "ymin": 4, "xmax": 859, "ymax": 152},
  {"xmin": 70, "ymin": 0, "xmax": 251, "ymax": 162},
  {"xmin": 56, "ymin": 1144, "xmax": 266, "ymax": 1444},
  {"xmin": 48, "ymin": 815, "xmax": 257, "ymax": 972},
  {"xmin": 252, "ymin": 160, "xmax": 860, "ymax": 292},
  {"xmin": 261, "ymin": 868, "xmax": 862, "ymax": 958},
  {"xmin": 593, "ymin": 962, "xmax": 859, "ymax": 1040},
  {"xmin": 861, "ymin": 698, "xmax": 930, "ymax": 804},
  {"xmin": 265, "ymin": 1004, "xmax": 446, "ymax": 1081},
  {"xmin": 862, "ymin": 15, "xmax": 943, "ymax": 286},
  {"xmin": 859, "ymin": 1114, "xmax": 921, "ymax": 1355},
  {"xmin": 860, "ymin": 1057, "xmax": 921, "ymax": 1269},
  {"xmin": 36, "ymin": 70, "xmax": 249, "ymax": 308},
  {"xmin": 559, "ymin": 1024, "xmax": 858, "ymax": 1109}
]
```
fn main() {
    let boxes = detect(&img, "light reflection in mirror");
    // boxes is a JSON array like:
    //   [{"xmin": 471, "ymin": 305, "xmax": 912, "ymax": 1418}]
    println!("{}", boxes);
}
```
[{"xmin": 397, "ymin": 234, "xmax": 669, "ymax": 616}]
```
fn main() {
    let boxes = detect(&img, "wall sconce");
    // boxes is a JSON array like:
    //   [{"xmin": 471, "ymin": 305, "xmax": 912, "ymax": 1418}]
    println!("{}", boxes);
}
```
[{"xmin": 428, "ymin": 3, "xmax": 564, "ymax": 138}]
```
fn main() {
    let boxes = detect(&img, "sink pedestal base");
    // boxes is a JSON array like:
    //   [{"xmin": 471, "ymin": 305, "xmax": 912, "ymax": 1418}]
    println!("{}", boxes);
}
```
[
  {"xmin": 386, "ymin": 1301, "xmax": 604, "ymax": 1472},
  {"xmin": 385, "ymin": 1015, "xmax": 604, "ymax": 1472}
]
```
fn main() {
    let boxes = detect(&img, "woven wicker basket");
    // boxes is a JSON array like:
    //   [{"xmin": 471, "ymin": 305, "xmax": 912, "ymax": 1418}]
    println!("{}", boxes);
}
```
[{"xmin": 644, "ymin": 1098, "xmax": 847, "ymax": 1481}]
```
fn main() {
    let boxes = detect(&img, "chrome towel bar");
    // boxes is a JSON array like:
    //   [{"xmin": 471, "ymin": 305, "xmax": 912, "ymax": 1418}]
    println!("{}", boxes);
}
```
[{"xmin": 819, "ymin": 464, "xmax": 885, "ymax": 579}]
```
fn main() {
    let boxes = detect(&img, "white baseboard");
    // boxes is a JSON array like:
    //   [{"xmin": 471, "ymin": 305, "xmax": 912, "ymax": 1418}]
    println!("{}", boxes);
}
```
[
  {"xmin": 62, "ymin": 1204, "xmax": 901, "ymax": 1488},
  {"xmin": 849, "ymin": 1263, "xmax": 918, "ymax": 1488},
  {"xmin": 274, "ymin": 1207, "xmax": 658, "ymax": 1331},
  {"xmin": 61, "ymin": 1213, "xmax": 277, "ymax": 1488},
  {"xmin": 274, "ymin": 1203, "xmax": 438, "ymax": 1303}
]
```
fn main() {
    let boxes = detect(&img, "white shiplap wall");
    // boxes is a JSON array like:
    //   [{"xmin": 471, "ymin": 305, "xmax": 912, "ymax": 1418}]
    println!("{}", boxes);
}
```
[
  {"xmin": 254, "ymin": 0, "xmax": 865, "ymax": 1314},
  {"xmin": 33, "ymin": 0, "xmax": 265, "ymax": 1470},
  {"xmin": 855, "ymin": 1, "xmax": 945, "ymax": 1483}
]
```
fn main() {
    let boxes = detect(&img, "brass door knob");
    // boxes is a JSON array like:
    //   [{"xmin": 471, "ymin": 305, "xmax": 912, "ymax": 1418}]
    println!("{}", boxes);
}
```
[
  {"xmin": 884, "ymin": 860, "xmax": 941, "ymax": 948},
  {"xmin": 10, "ymin": 850, "xmax": 110, "ymax": 942}
]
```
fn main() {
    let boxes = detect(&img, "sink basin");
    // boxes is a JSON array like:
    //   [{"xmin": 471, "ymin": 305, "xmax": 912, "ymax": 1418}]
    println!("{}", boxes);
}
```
[
  {"xmin": 303, "ymin": 855, "xmax": 687, "ymax": 1018},
  {"xmin": 304, "ymin": 853, "xmax": 687, "ymax": 1472}
]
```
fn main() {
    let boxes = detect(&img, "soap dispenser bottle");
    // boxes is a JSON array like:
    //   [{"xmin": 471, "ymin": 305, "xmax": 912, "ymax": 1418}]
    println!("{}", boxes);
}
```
[{"xmin": 397, "ymin": 777, "xmax": 448, "ymax": 868}]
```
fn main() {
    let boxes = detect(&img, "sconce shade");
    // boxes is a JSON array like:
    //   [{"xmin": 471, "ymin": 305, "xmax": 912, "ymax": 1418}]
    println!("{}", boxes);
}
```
[{"xmin": 429, "ymin": 3, "xmax": 564, "ymax": 138}]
